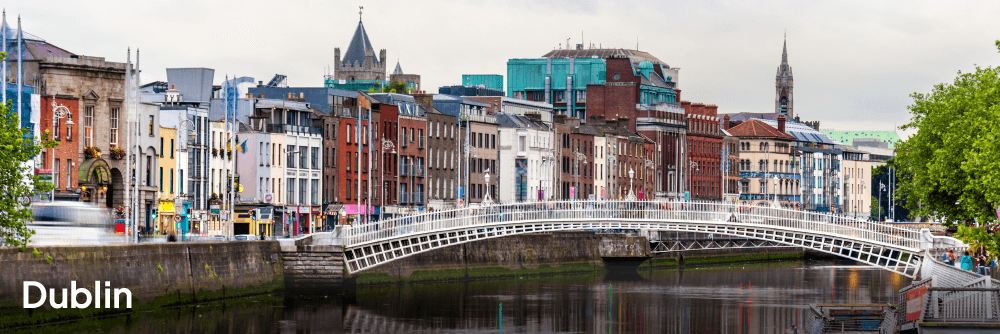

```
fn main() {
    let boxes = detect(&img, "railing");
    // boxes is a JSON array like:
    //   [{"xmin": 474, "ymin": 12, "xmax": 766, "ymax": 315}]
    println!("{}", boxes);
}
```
[
  {"xmin": 924, "ymin": 287, "xmax": 1000, "ymax": 323},
  {"xmin": 342, "ymin": 200, "xmax": 923, "ymax": 249},
  {"xmin": 417, "ymin": 136, "xmax": 425, "ymax": 149},
  {"xmin": 402, "ymin": 165, "xmax": 425, "ymax": 177}
]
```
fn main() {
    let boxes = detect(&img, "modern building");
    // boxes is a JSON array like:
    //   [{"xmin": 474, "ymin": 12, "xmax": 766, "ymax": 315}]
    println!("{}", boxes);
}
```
[
  {"xmin": 497, "ymin": 113, "xmax": 555, "ymax": 202},
  {"xmin": 727, "ymin": 117, "xmax": 801, "ymax": 208},
  {"xmin": 462, "ymin": 74, "xmax": 503, "ymax": 92},
  {"xmin": 465, "ymin": 96, "xmax": 554, "ymax": 126}
]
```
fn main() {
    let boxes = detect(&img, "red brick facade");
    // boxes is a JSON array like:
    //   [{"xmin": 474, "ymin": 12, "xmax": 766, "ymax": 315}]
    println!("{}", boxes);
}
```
[
  {"xmin": 39, "ymin": 96, "xmax": 81, "ymax": 197},
  {"xmin": 684, "ymin": 102, "xmax": 723, "ymax": 200}
]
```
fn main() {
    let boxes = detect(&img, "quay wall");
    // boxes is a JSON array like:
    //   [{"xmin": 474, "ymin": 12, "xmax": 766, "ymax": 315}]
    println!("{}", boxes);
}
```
[{"xmin": 0, "ymin": 242, "xmax": 284, "ymax": 328}]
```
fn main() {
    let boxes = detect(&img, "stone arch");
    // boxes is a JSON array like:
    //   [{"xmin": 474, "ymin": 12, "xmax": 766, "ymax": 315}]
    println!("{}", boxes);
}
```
[{"xmin": 109, "ymin": 168, "xmax": 124, "ymax": 209}]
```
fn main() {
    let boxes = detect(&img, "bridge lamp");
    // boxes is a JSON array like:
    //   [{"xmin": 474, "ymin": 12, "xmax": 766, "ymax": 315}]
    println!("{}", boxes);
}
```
[{"xmin": 50, "ymin": 98, "xmax": 74, "ymax": 202}]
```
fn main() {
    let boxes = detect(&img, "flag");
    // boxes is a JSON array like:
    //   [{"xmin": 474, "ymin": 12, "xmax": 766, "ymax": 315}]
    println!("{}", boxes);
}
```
[{"xmin": 236, "ymin": 139, "xmax": 247, "ymax": 153}]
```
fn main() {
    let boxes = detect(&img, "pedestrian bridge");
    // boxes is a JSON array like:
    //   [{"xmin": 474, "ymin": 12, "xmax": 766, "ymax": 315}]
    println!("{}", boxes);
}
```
[{"xmin": 339, "ymin": 200, "xmax": 962, "ymax": 277}]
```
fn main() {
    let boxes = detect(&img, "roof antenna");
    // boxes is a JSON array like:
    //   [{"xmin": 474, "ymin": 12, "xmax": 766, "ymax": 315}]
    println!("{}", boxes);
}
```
[{"xmin": 636, "ymin": 36, "xmax": 639, "ymax": 50}]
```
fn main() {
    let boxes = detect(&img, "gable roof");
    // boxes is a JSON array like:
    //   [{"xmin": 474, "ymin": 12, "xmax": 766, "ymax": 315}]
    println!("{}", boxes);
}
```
[
  {"xmin": 727, "ymin": 119, "xmax": 793, "ymax": 139},
  {"xmin": 342, "ymin": 20, "xmax": 377, "ymax": 66}
]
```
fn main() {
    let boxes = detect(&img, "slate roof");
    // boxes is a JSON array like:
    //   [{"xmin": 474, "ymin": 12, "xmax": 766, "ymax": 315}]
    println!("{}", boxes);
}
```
[
  {"xmin": 496, "ymin": 113, "xmax": 550, "ymax": 131},
  {"xmin": 727, "ymin": 119, "xmax": 794, "ymax": 139},
  {"xmin": 2, "ymin": 20, "xmax": 75, "ymax": 61},
  {"xmin": 542, "ymin": 48, "xmax": 668, "ymax": 67},
  {"xmin": 392, "ymin": 61, "xmax": 403, "ymax": 75},
  {"xmin": 724, "ymin": 112, "xmax": 782, "ymax": 122},
  {"xmin": 759, "ymin": 119, "xmax": 837, "ymax": 144},
  {"xmin": 342, "ymin": 20, "xmax": 378, "ymax": 66}
]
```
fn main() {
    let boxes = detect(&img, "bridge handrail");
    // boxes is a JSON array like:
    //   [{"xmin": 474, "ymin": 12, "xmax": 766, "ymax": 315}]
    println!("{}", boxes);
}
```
[{"xmin": 342, "ymin": 200, "xmax": 922, "ymax": 250}]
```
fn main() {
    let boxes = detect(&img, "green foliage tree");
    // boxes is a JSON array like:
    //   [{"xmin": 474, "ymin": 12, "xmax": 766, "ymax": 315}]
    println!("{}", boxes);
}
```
[
  {"xmin": 895, "ymin": 41, "xmax": 1000, "ymax": 248},
  {"xmin": 369, "ymin": 79, "xmax": 411, "ymax": 94},
  {"xmin": 0, "ymin": 52, "xmax": 58, "ymax": 248}
]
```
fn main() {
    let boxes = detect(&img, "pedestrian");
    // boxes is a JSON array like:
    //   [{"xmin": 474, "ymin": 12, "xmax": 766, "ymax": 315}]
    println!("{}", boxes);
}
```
[
  {"xmin": 946, "ymin": 249, "xmax": 956, "ymax": 266},
  {"xmin": 167, "ymin": 232, "xmax": 177, "ymax": 242},
  {"xmin": 979, "ymin": 254, "xmax": 990, "ymax": 275},
  {"xmin": 260, "ymin": 230, "xmax": 266, "ymax": 241},
  {"xmin": 960, "ymin": 251, "xmax": 974, "ymax": 271}
]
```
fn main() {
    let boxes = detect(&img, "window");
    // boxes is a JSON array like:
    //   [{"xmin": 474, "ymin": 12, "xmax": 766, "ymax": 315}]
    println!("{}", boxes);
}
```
[
  {"xmin": 347, "ymin": 124, "xmax": 352, "ymax": 144},
  {"xmin": 53, "ymin": 160, "xmax": 60, "ymax": 190},
  {"xmin": 311, "ymin": 179, "xmax": 319, "ymax": 205},
  {"xmin": 66, "ymin": 159, "xmax": 72, "ymax": 189},
  {"xmin": 288, "ymin": 147, "xmax": 296, "ymax": 168},
  {"xmin": 170, "ymin": 139, "xmax": 175, "ymax": 158},
  {"xmin": 169, "ymin": 169, "xmax": 174, "ymax": 193},
  {"xmin": 311, "ymin": 147, "xmax": 319, "ymax": 170},
  {"xmin": 84, "ymin": 106, "xmax": 94, "ymax": 147},
  {"xmin": 179, "ymin": 170, "xmax": 184, "ymax": 194},
  {"xmin": 148, "ymin": 115, "xmax": 154, "ymax": 137},
  {"xmin": 288, "ymin": 178, "xmax": 296, "ymax": 204},
  {"xmin": 299, "ymin": 146, "xmax": 307, "ymax": 169},
  {"xmin": 159, "ymin": 138, "xmax": 164, "ymax": 157}
]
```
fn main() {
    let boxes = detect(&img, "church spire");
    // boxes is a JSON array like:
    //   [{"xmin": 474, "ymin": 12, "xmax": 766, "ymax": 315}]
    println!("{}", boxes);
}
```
[{"xmin": 781, "ymin": 32, "xmax": 788, "ymax": 64}]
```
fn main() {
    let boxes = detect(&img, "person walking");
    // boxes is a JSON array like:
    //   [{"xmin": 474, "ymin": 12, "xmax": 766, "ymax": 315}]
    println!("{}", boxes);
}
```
[
  {"xmin": 167, "ymin": 232, "xmax": 178, "ymax": 242},
  {"xmin": 960, "ymin": 251, "xmax": 974, "ymax": 271},
  {"xmin": 944, "ymin": 249, "xmax": 956, "ymax": 266}
]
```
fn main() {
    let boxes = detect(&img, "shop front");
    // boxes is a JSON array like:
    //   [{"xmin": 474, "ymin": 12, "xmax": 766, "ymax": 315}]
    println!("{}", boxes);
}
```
[
  {"xmin": 344, "ymin": 205, "xmax": 374, "ymax": 225},
  {"xmin": 157, "ymin": 198, "xmax": 175, "ymax": 234}
]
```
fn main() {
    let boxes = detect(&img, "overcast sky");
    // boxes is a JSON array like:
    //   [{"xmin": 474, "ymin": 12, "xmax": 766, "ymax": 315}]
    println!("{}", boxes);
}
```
[{"xmin": 10, "ymin": 1, "xmax": 1000, "ymax": 132}]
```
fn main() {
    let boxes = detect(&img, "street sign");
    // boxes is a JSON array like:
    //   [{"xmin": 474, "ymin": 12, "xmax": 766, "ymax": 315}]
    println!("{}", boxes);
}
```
[
  {"xmin": 17, "ymin": 196, "xmax": 31, "ymax": 206},
  {"xmin": 173, "ymin": 215, "xmax": 182, "ymax": 222},
  {"xmin": 264, "ymin": 193, "xmax": 273, "ymax": 203}
]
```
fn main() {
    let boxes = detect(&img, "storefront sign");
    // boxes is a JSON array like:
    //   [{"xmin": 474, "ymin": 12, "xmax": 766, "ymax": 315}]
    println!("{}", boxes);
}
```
[
  {"xmin": 311, "ymin": 206, "xmax": 321, "ymax": 214},
  {"xmin": 210, "ymin": 204, "xmax": 220, "ymax": 215},
  {"xmin": 345, "ymin": 205, "xmax": 374, "ymax": 215}
]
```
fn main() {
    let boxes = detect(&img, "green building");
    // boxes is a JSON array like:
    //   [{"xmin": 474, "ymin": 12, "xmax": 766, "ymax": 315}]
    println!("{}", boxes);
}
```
[
  {"xmin": 462, "ymin": 74, "xmax": 504, "ymax": 91},
  {"xmin": 506, "ymin": 48, "xmax": 678, "ymax": 121}
]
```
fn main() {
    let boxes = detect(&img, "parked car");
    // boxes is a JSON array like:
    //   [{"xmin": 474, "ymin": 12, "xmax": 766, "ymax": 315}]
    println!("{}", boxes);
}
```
[
  {"xmin": 28, "ymin": 202, "xmax": 116, "ymax": 246},
  {"xmin": 233, "ymin": 234, "xmax": 258, "ymax": 241}
]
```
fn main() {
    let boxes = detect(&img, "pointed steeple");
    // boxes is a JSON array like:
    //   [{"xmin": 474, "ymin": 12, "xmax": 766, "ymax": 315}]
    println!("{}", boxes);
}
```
[
  {"xmin": 781, "ymin": 33, "xmax": 788, "ymax": 64},
  {"xmin": 341, "ymin": 18, "xmax": 377, "ymax": 67},
  {"xmin": 392, "ymin": 59, "xmax": 403, "ymax": 75}
]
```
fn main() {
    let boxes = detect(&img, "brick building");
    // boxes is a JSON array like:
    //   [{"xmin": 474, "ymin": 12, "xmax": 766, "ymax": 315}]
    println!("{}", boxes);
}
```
[{"xmin": 683, "ymin": 102, "xmax": 723, "ymax": 201}]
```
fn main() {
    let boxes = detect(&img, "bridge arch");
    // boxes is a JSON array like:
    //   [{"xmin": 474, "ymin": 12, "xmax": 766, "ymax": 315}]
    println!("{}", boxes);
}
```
[{"xmin": 341, "ymin": 201, "xmax": 926, "ymax": 277}]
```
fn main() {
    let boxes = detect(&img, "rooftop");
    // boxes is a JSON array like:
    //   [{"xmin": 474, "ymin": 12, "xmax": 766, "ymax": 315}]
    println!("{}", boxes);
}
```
[
  {"xmin": 727, "ymin": 119, "xmax": 794, "ymax": 139},
  {"xmin": 822, "ymin": 130, "xmax": 902, "ymax": 148},
  {"xmin": 542, "ymin": 48, "xmax": 668, "ymax": 68},
  {"xmin": 341, "ymin": 20, "xmax": 378, "ymax": 66}
]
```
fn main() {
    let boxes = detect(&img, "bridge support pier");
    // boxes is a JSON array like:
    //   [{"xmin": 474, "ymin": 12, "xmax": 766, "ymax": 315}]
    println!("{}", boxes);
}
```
[{"xmin": 281, "ymin": 244, "xmax": 345, "ymax": 293}]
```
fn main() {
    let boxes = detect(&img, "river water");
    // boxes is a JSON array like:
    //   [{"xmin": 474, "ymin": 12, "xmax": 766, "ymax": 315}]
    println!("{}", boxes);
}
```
[{"xmin": 23, "ymin": 259, "xmax": 910, "ymax": 334}]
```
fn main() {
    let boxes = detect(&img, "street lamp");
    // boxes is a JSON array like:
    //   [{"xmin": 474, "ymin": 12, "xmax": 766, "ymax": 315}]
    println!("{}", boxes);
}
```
[
  {"xmin": 772, "ymin": 175, "xmax": 779, "ymax": 208},
  {"xmin": 626, "ymin": 168, "xmax": 636, "ymax": 201},
  {"xmin": 689, "ymin": 161, "xmax": 699, "ymax": 200},
  {"xmin": 573, "ymin": 150, "xmax": 587, "ymax": 201},
  {"xmin": 482, "ymin": 169, "xmax": 494, "ymax": 205},
  {"xmin": 50, "ymin": 98, "xmax": 74, "ymax": 202},
  {"xmin": 605, "ymin": 142, "xmax": 617, "ymax": 200},
  {"xmin": 380, "ymin": 137, "xmax": 396, "ymax": 222}
]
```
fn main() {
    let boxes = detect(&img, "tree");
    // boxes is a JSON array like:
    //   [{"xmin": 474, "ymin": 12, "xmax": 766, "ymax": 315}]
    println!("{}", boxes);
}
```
[
  {"xmin": 895, "ymin": 41, "xmax": 1000, "ymax": 230},
  {"xmin": 368, "ymin": 79, "xmax": 411, "ymax": 94},
  {"xmin": 0, "ymin": 52, "xmax": 57, "ymax": 248}
]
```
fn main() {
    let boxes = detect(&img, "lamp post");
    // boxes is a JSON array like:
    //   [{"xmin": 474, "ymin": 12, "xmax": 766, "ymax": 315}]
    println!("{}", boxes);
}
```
[
  {"xmin": 49, "ymin": 98, "xmax": 74, "ymax": 202},
  {"xmin": 573, "ymin": 150, "xmax": 586, "ymax": 201},
  {"xmin": 482, "ymin": 169, "xmax": 494, "ymax": 205},
  {"xmin": 772, "ymin": 175, "xmax": 779, "ymax": 208},
  {"xmin": 605, "ymin": 142, "xmax": 617, "ymax": 200},
  {"xmin": 645, "ymin": 158, "xmax": 655, "ymax": 200},
  {"xmin": 689, "ymin": 161, "xmax": 699, "ymax": 200},
  {"xmin": 626, "ymin": 168, "xmax": 636, "ymax": 201},
  {"xmin": 380, "ymin": 137, "xmax": 396, "ymax": 222}
]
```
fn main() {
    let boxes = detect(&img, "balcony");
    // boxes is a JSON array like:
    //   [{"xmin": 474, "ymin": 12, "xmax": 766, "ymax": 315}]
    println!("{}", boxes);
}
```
[
  {"xmin": 400, "ymin": 165, "xmax": 410, "ymax": 176},
  {"xmin": 417, "ymin": 136, "xmax": 425, "ymax": 149},
  {"xmin": 267, "ymin": 124, "xmax": 322, "ymax": 136}
]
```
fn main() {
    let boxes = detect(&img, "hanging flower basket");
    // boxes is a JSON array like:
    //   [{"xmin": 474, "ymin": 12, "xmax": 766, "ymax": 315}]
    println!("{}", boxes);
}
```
[
  {"xmin": 114, "ymin": 206, "xmax": 129, "ymax": 219},
  {"xmin": 212, "ymin": 148, "xmax": 219, "ymax": 156},
  {"xmin": 84, "ymin": 146, "xmax": 102, "ymax": 160},
  {"xmin": 110, "ymin": 147, "xmax": 126, "ymax": 160},
  {"xmin": 227, "ymin": 151, "xmax": 232, "ymax": 160}
]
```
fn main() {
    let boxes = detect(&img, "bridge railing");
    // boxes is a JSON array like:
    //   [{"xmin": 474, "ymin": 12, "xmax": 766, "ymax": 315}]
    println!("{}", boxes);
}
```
[{"xmin": 343, "ymin": 200, "xmax": 922, "ymax": 249}]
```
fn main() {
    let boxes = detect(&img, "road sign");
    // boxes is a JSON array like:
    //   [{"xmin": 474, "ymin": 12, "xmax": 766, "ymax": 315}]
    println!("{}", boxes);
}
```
[
  {"xmin": 264, "ymin": 193, "xmax": 273, "ymax": 203},
  {"xmin": 17, "ymin": 196, "xmax": 31, "ymax": 206},
  {"xmin": 174, "ymin": 215, "xmax": 182, "ymax": 222}
]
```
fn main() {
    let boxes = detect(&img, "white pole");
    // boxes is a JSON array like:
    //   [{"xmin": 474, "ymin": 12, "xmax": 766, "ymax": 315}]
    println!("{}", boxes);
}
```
[
  {"xmin": 133, "ymin": 49, "xmax": 141, "ymax": 242},
  {"xmin": 222, "ymin": 76, "xmax": 228, "ymax": 238},
  {"xmin": 124, "ymin": 49, "xmax": 132, "ymax": 242},
  {"xmin": 16, "ymin": 15, "xmax": 21, "ymax": 130},
  {"xmin": 2, "ymin": 10, "xmax": 6, "ymax": 105},
  {"xmin": 367, "ymin": 105, "xmax": 372, "ymax": 224},
  {"xmin": 356, "ymin": 98, "xmax": 361, "ymax": 224}
]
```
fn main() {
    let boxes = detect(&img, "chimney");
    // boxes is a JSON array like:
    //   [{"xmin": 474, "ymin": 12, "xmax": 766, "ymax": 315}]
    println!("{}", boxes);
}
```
[
  {"xmin": 723, "ymin": 114, "xmax": 731, "ymax": 130},
  {"xmin": 777, "ymin": 115, "xmax": 786, "ymax": 133}
]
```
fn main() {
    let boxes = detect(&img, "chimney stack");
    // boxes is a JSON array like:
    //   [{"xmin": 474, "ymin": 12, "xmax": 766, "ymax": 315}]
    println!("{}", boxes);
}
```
[
  {"xmin": 723, "ymin": 114, "xmax": 731, "ymax": 130},
  {"xmin": 777, "ymin": 115, "xmax": 786, "ymax": 133}
]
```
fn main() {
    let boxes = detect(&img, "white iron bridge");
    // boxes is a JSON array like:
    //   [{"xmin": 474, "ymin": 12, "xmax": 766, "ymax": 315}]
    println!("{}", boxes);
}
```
[{"xmin": 340, "ymin": 200, "xmax": 958, "ymax": 278}]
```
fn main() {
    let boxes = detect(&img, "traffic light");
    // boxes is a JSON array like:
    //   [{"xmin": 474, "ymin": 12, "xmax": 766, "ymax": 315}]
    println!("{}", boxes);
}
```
[
  {"xmin": 151, "ymin": 209, "xmax": 158, "ymax": 220},
  {"xmin": 250, "ymin": 209, "xmax": 257, "ymax": 221}
]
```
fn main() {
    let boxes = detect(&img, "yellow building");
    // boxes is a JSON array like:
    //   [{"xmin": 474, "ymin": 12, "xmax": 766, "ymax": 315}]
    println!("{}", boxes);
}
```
[{"xmin": 158, "ymin": 126, "xmax": 178, "ymax": 234}]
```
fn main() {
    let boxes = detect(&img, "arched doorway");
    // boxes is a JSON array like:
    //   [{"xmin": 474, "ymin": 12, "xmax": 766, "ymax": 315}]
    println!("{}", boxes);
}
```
[
  {"xmin": 109, "ymin": 168, "xmax": 124, "ymax": 209},
  {"xmin": 78, "ymin": 159, "xmax": 112, "ymax": 208}
]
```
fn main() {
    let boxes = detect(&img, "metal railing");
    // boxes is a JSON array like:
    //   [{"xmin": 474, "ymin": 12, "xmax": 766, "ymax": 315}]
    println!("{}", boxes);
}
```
[
  {"xmin": 342, "ymin": 200, "xmax": 923, "ymax": 249},
  {"xmin": 924, "ymin": 287, "xmax": 1000, "ymax": 323}
]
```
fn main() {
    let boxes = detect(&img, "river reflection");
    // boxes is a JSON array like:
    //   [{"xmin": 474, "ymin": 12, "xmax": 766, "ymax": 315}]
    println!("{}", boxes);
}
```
[{"xmin": 18, "ymin": 259, "xmax": 910, "ymax": 334}]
